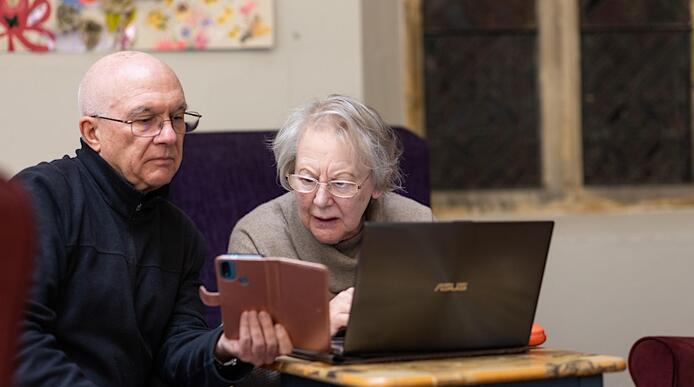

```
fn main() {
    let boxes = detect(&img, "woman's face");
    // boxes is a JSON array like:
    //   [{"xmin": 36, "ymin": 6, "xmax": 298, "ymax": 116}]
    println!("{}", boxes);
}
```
[{"xmin": 293, "ymin": 123, "xmax": 382, "ymax": 245}]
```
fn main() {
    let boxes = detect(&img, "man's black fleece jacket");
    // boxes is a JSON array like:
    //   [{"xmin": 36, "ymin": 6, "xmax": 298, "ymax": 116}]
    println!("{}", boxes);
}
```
[{"xmin": 12, "ymin": 141, "xmax": 252, "ymax": 386}]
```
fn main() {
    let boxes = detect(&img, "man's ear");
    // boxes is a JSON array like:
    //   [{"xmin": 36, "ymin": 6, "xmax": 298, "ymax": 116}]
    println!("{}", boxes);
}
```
[{"xmin": 79, "ymin": 116, "xmax": 101, "ymax": 152}]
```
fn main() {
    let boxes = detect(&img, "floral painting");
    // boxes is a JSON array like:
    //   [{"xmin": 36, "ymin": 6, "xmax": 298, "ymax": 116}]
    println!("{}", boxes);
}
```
[
  {"xmin": 52, "ymin": 0, "xmax": 137, "ymax": 52},
  {"xmin": 135, "ymin": 0, "xmax": 273, "ymax": 51},
  {"xmin": 0, "ymin": 0, "xmax": 55, "ymax": 52},
  {"xmin": 0, "ymin": 0, "xmax": 273, "ymax": 52}
]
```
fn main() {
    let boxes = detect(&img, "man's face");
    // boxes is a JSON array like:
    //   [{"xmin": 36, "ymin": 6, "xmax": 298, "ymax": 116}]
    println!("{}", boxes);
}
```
[{"xmin": 96, "ymin": 68, "xmax": 186, "ymax": 192}]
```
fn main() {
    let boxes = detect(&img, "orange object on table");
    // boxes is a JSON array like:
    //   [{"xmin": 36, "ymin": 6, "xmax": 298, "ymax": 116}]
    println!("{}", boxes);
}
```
[{"xmin": 529, "ymin": 323, "xmax": 547, "ymax": 346}]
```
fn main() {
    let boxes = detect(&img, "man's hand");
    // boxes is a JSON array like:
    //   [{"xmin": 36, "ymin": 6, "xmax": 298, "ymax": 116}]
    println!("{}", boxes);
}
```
[
  {"xmin": 329, "ymin": 287, "xmax": 354, "ymax": 336},
  {"xmin": 214, "ymin": 311, "xmax": 293, "ymax": 367}
]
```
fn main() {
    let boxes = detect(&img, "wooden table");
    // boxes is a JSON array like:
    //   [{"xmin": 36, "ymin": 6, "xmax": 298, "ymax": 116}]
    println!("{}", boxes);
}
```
[{"xmin": 270, "ymin": 348, "xmax": 626, "ymax": 386}]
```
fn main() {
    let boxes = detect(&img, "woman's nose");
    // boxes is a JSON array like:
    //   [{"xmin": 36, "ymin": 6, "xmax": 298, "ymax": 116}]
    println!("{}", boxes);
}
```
[{"xmin": 312, "ymin": 183, "xmax": 332, "ymax": 206}]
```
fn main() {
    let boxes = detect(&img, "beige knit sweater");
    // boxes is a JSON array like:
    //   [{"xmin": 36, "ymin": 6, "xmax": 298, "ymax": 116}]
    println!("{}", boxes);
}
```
[{"xmin": 228, "ymin": 192, "xmax": 433, "ymax": 295}]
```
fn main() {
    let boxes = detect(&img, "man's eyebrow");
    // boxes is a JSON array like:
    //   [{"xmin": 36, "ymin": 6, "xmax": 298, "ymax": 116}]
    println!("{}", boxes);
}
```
[
  {"xmin": 170, "ymin": 103, "xmax": 188, "ymax": 115},
  {"xmin": 128, "ymin": 106, "xmax": 156, "ymax": 117},
  {"xmin": 128, "ymin": 103, "xmax": 188, "ymax": 117}
]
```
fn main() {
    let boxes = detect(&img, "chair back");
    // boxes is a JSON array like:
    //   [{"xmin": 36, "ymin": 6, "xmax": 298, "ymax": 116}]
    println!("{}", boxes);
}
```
[
  {"xmin": 169, "ymin": 127, "xmax": 430, "ymax": 326},
  {"xmin": 0, "ymin": 177, "xmax": 34, "ymax": 385}
]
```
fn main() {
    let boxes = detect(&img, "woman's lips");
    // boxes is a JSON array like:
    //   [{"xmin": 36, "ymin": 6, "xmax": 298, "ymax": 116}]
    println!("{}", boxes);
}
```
[{"xmin": 312, "ymin": 215, "xmax": 338, "ymax": 227}]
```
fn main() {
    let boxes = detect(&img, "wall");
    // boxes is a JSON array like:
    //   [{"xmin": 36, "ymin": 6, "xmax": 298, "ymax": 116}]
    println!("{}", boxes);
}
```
[
  {"xmin": 543, "ymin": 209, "xmax": 694, "ymax": 387},
  {"xmin": 361, "ymin": 0, "xmax": 407, "ymax": 127},
  {"xmin": 0, "ymin": 0, "xmax": 407, "ymax": 176},
  {"xmin": 439, "ymin": 208, "xmax": 694, "ymax": 387}
]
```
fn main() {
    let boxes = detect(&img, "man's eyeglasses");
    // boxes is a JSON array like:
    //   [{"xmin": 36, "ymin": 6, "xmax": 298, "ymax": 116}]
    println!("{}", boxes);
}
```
[
  {"xmin": 91, "ymin": 111, "xmax": 202, "ymax": 138},
  {"xmin": 286, "ymin": 173, "xmax": 370, "ymax": 198}
]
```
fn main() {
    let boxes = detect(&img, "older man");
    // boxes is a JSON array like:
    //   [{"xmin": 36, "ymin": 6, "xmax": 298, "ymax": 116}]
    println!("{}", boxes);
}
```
[{"xmin": 12, "ymin": 51, "xmax": 291, "ymax": 387}]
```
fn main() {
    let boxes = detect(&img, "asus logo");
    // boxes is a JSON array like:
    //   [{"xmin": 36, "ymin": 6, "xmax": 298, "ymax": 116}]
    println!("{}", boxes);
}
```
[{"xmin": 434, "ymin": 282, "xmax": 469, "ymax": 292}]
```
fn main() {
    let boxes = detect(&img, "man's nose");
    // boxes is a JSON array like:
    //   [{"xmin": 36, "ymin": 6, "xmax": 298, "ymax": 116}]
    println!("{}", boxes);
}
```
[{"xmin": 154, "ymin": 120, "xmax": 178, "ymax": 143}]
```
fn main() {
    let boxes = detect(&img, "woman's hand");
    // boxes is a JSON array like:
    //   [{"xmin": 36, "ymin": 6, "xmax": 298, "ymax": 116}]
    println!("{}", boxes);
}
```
[
  {"xmin": 214, "ymin": 310, "xmax": 293, "ymax": 367},
  {"xmin": 329, "ymin": 287, "xmax": 354, "ymax": 336}
]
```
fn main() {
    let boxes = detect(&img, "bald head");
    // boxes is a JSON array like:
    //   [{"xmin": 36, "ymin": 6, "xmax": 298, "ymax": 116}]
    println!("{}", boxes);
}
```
[
  {"xmin": 77, "ymin": 51, "xmax": 189, "ymax": 192},
  {"xmin": 78, "ymin": 51, "xmax": 183, "ymax": 116}
]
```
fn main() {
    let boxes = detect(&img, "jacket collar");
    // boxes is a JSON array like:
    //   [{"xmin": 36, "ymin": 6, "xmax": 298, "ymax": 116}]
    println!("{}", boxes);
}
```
[{"xmin": 76, "ymin": 139, "xmax": 169, "ymax": 219}]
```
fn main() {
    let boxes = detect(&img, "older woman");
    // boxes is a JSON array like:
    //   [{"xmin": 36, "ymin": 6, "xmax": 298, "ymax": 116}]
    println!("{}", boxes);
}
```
[{"xmin": 228, "ymin": 94, "xmax": 433, "ymax": 335}]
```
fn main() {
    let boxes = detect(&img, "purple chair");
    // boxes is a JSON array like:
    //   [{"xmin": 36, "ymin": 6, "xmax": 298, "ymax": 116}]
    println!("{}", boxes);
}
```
[
  {"xmin": 629, "ymin": 336, "xmax": 694, "ymax": 386},
  {"xmin": 169, "ymin": 127, "xmax": 431, "ymax": 327}
]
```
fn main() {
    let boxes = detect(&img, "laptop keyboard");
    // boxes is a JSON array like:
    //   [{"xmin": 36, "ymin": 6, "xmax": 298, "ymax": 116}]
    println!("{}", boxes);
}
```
[{"xmin": 330, "ymin": 336, "xmax": 345, "ymax": 355}]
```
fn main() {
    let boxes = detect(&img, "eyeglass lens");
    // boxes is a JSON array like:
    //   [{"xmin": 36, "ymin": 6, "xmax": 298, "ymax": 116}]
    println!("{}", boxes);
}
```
[
  {"xmin": 132, "ymin": 113, "xmax": 200, "ymax": 137},
  {"xmin": 287, "ymin": 174, "xmax": 359, "ymax": 198}
]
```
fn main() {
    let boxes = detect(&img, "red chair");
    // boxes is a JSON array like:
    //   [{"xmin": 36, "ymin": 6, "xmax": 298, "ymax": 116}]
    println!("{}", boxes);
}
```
[
  {"xmin": 0, "ymin": 176, "xmax": 34, "ymax": 386},
  {"xmin": 629, "ymin": 336, "xmax": 694, "ymax": 386}
]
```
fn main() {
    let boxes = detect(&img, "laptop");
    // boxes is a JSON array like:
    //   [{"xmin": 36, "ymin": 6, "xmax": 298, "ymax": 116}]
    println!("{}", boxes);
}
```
[{"xmin": 292, "ymin": 220, "xmax": 554, "ymax": 364}]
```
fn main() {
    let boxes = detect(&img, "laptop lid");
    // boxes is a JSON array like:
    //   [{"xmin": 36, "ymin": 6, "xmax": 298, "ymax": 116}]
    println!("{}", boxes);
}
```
[{"xmin": 342, "ymin": 220, "xmax": 554, "ymax": 355}]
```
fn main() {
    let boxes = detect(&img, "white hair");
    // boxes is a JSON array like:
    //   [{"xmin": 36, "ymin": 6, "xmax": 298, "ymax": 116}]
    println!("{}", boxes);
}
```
[{"xmin": 273, "ymin": 94, "xmax": 403, "ymax": 192}]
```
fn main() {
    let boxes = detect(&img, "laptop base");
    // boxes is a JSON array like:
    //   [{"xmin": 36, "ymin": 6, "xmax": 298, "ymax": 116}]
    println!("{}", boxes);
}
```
[{"xmin": 290, "ymin": 345, "xmax": 530, "ymax": 365}]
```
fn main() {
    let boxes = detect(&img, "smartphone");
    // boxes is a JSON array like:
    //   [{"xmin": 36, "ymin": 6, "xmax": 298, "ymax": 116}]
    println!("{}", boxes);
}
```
[{"xmin": 200, "ymin": 254, "xmax": 331, "ymax": 351}]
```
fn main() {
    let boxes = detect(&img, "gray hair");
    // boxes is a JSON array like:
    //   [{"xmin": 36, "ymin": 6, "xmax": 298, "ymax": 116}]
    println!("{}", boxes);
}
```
[{"xmin": 273, "ymin": 94, "xmax": 403, "ymax": 192}]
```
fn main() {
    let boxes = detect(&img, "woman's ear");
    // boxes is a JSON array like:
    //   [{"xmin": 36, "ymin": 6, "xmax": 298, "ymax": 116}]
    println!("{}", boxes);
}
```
[
  {"xmin": 371, "ymin": 189, "xmax": 383, "ymax": 200},
  {"xmin": 79, "ymin": 116, "xmax": 101, "ymax": 152}
]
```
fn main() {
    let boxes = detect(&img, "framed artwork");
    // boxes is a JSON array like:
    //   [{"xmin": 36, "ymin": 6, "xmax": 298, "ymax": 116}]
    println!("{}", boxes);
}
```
[
  {"xmin": 0, "ymin": 0, "xmax": 55, "ymax": 52},
  {"xmin": 0, "ymin": 0, "xmax": 274, "ymax": 53}
]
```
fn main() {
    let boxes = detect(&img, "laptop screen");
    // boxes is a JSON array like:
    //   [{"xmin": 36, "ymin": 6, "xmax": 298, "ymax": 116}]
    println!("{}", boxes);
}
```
[{"xmin": 343, "ymin": 220, "xmax": 554, "ymax": 354}]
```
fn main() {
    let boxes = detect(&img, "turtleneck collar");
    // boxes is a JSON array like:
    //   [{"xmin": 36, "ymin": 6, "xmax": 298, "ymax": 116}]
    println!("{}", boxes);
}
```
[
  {"xmin": 75, "ymin": 139, "xmax": 170, "ymax": 219},
  {"xmin": 332, "ymin": 197, "xmax": 381, "ymax": 255}
]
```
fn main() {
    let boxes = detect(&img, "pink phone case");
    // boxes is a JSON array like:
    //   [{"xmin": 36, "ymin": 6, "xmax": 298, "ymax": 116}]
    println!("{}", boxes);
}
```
[{"xmin": 200, "ymin": 255, "xmax": 331, "ymax": 352}]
